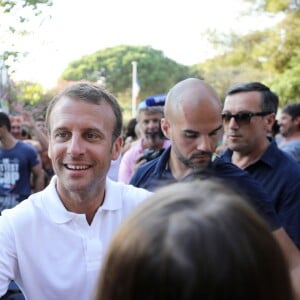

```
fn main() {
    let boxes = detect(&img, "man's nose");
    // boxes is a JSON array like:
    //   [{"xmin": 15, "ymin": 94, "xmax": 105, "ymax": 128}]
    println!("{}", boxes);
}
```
[
  {"xmin": 227, "ymin": 116, "xmax": 240, "ymax": 128},
  {"xmin": 147, "ymin": 121, "xmax": 158, "ymax": 129},
  {"xmin": 67, "ymin": 134, "xmax": 85, "ymax": 155},
  {"xmin": 196, "ymin": 135, "xmax": 212, "ymax": 152}
]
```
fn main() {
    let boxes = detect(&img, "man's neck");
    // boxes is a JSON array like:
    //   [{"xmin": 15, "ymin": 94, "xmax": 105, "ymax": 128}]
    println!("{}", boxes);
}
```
[
  {"xmin": 283, "ymin": 132, "xmax": 300, "ymax": 143},
  {"xmin": 168, "ymin": 151, "xmax": 193, "ymax": 180},
  {"xmin": 57, "ymin": 182, "xmax": 105, "ymax": 226},
  {"xmin": 0, "ymin": 134, "xmax": 18, "ymax": 150}
]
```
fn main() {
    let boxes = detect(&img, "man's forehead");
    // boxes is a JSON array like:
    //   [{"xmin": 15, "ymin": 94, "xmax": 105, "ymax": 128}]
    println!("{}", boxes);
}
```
[
  {"xmin": 224, "ymin": 92, "xmax": 261, "ymax": 109},
  {"xmin": 178, "ymin": 115, "xmax": 222, "ymax": 134},
  {"xmin": 140, "ymin": 110, "xmax": 163, "ymax": 118},
  {"xmin": 225, "ymin": 91, "xmax": 261, "ymax": 102},
  {"xmin": 281, "ymin": 113, "xmax": 291, "ymax": 118}
]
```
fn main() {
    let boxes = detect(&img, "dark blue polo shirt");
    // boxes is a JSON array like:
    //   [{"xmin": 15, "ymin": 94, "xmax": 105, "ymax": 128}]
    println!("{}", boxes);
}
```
[
  {"xmin": 221, "ymin": 138, "xmax": 300, "ymax": 248},
  {"xmin": 130, "ymin": 146, "xmax": 280, "ymax": 230}
]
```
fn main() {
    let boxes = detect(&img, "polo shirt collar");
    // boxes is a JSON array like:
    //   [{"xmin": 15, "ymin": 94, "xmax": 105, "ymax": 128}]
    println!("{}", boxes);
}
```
[
  {"xmin": 257, "ymin": 137, "xmax": 278, "ymax": 167},
  {"xmin": 101, "ymin": 177, "xmax": 122, "ymax": 211},
  {"xmin": 154, "ymin": 146, "xmax": 215, "ymax": 179},
  {"xmin": 153, "ymin": 146, "xmax": 172, "ymax": 174},
  {"xmin": 43, "ymin": 176, "xmax": 122, "ymax": 224}
]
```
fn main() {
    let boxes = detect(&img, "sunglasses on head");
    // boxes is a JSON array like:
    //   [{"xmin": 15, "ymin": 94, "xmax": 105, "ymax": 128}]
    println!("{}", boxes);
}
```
[{"xmin": 221, "ymin": 111, "xmax": 272, "ymax": 125}]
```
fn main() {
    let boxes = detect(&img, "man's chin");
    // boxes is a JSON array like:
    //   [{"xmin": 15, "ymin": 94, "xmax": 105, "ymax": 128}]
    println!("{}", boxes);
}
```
[
  {"xmin": 145, "ymin": 133, "xmax": 160, "ymax": 139},
  {"xmin": 227, "ymin": 143, "xmax": 243, "ymax": 152},
  {"xmin": 191, "ymin": 160, "xmax": 210, "ymax": 170}
]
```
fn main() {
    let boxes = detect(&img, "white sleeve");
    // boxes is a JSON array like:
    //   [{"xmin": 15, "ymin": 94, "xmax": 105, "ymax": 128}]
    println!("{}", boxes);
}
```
[{"xmin": 0, "ymin": 215, "xmax": 18, "ymax": 296}]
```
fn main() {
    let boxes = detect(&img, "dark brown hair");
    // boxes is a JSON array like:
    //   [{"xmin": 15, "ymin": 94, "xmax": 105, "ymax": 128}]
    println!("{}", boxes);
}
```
[
  {"xmin": 95, "ymin": 180, "xmax": 293, "ymax": 300},
  {"xmin": 45, "ymin": 82, "xmax": 123, "ymax": 141}
]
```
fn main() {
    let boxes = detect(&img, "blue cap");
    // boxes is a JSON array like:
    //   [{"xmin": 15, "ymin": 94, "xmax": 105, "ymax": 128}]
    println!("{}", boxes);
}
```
[{"xmin": 144, "ymin": 94, "xmax": 166, "ymax": 107}]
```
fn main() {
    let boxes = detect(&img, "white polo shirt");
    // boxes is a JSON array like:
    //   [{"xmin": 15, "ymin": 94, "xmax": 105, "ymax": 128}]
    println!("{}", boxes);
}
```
[{"xmin": 0, "ymin": 176, "xmax": 151, "ymax": 300}]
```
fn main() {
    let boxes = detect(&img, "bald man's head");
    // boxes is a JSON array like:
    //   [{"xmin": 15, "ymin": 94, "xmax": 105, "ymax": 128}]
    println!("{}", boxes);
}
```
[
  {"xmin": 164, "ymin": 78, "xmax": 221, "ymax": 121},
  {"xmin": 160, "ymin": 78, "xmax": 223, "ymax": 178}
]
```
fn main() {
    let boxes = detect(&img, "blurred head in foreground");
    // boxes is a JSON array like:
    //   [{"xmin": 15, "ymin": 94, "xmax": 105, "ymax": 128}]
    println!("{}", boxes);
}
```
[{"xmin": 95, "ymin": 180, "xmax": 293, "ymax": 300}]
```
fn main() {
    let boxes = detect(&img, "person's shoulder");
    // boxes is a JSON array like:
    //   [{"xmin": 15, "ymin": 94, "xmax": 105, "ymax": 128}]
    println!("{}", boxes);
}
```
[
  {"xmin": 120, "ymin": 141, "xmax": 141, "ymax": 163},
  {"xmin": 108, "ymin": 180, "xmax": 151, "ymax": 213},
  {"xmin": 0, "ymin": 190, "xmax": 53, "ymax": 241},
  {"xmin": 213, "ymin": 156, "xmax": 267, "ymax": 194},
  {"xmin": 130, "ymin": 156, "xmax": 160, "ymax": 186},
  {"xmin": 1, "ymin": 195, "xmax": 37, "ymax": 225},
  {"xmin": 213, "ymin": 156, "xmax": 247, "ymax": 177},
  {"xmin": 124, "ymin": 139, "xmax": 142, "ymax": 154},
  {"xmin": 280, "ymin": 140, "xmax": 300, "ymax": 158},
  {"xmin": 277, "ymin": 147, "xmax": 300, "ymax": 172},
  {"xmin": 280, "ymin": 139, "xmax": 300, "ymax": 147},
  {"xmin": 137, "ymin": 157, "xmax": 159, "ymax": 174},
  {"xmin": 23, "ymin": 139, "xmax": 42, "ymax": 152},
  {"xmin": 107, "ymin": 178, "xmax": 151, "ymax": 202},
  {"xmin": 16, "ymin": 140, "xmax": 39, "ymax": 153}
]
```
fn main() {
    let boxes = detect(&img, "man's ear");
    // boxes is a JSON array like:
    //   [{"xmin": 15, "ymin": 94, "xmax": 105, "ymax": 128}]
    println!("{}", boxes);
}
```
[
  {"xmin": 294, "ymin": 116, "xmax": 300, "ymax": 127},
  {"xmin": 265, "ymin": 113, "xmax": 276, "ymax": 133},
  {"xmin": 161, "ymin": 118, "xmax": 171, "ymax": 139},
  {"xmin": 111, "ymin": 136, "xmax": 123, "ymax": 160}
]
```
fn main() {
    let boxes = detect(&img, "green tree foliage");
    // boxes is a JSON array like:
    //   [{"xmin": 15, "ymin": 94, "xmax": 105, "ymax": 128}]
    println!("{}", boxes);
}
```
[
  {"xmin": 270, "ymin": 52, "xmax": 300, "ymax": 105},
  {"xmin": 245, "ymin": 0, "xmax": 298, "ymax": 13},
  {"xmin": 61, "ymin": 45, "xmax": 190, "ymax": 104},
  {"xmin": 0, "ymin": 0, "xmax": 52, "ymax": 14},
  {"xmin": 7, "ymin": 80, "xmax": 44, "ymax": 108},
  {"xmin": 270, "ymin": 10, "xmax": 300, "ymax": 72},
  {"xmin": 7, "ymin": 80, "xmax": 54, "ymax": 117},
  {"xmin": 192, "ymin": 63, "xmax": 271, "ymax": 101},
  {"xmin": 0, "ymin": 0, "xmax": 53, "ymax": 114},
  {"xmin": 0, "ymin": 0, "xmax": 52, "ymax": 66},
  {"xmin": 15, "ymin": 81, "xmax": 45, "ymax": 105},
  {"xmin": 192, "ymin": 0, "xmax": 300, "ymax": 106}
]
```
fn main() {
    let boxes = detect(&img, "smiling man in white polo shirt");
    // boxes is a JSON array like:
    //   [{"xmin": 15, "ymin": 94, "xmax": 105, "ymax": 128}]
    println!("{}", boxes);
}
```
[{"xmin": 0, "ymin": 83, "xmax": 151, "ymax": 300}]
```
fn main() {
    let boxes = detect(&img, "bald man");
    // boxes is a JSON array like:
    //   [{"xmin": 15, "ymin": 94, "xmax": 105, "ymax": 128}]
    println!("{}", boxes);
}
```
[
  {"xmin": 131, "ymin": 78, "xmax": 223, "ymax": 186},
  {"xmin": 130, "ymin": 78, "xmax": 300, "ymax": 296}
]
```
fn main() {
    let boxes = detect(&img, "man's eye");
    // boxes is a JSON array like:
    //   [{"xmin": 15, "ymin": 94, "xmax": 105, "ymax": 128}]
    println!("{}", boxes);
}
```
[
  {"xmin": 55, "ymin": 132, "xmax": 69, "ymax": 139},
  {"xmin": 209, "ymin": 131, "xmax": 218, "ymax": 136},
  {"xmin": 86, "ymin": 132, "xmax": 99, "ymax": 140},
  {"xmin": 184, "ymin": 133, "xmax": 198, "ymax": 139}
]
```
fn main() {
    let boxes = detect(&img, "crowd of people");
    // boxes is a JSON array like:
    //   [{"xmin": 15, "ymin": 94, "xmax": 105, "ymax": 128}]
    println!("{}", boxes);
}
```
[{"xmin": 0, "ymin": 79, "xmax": 299, "ymax": 299}]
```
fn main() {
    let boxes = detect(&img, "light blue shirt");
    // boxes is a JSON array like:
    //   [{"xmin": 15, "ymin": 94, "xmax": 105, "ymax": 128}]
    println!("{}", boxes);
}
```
[{"xmin": 279, "ymin": 140, "xmax": 300, "ymax": 163}]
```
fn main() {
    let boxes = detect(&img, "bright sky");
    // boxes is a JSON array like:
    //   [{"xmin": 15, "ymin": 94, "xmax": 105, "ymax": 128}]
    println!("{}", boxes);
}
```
[{"xmin": 7, "ymin": 0, "xmax": 280, "ymax": 89}]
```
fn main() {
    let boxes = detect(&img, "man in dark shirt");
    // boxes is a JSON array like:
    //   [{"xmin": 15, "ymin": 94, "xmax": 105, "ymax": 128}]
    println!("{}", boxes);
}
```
[
  {"xmin": 130, "ymin": 78, "xmax": 300, "ymax": 296},
  {"xmin": 220, "ymin": 82, "xmax": 300, "ymax": 249},
  {"xmin": 132, "ymin": 147, "xmax": 278, "ymax": 230}
]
